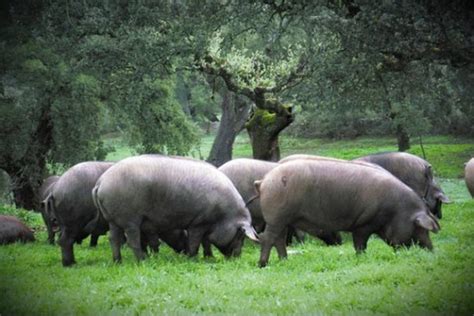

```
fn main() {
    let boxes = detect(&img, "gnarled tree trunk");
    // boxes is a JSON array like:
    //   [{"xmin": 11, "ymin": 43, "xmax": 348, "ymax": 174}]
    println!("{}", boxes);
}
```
[
  {"xmin": 396, "ymin": 124, "xmax": 410, "ymax": 152},
  {"xmin": 2, "ymin": 107, "xmax": 52, "ymax": 210},
  {"xmin": 246, "ymin": 106, "xmax": 293, "ymax": 161},
  {"xmin": 207, "ymin": 91, "xmax": 251, "ymax": 167}
]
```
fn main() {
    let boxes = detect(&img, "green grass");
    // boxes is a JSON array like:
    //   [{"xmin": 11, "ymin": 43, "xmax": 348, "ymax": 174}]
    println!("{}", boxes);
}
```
[{"xmin": 1, "ymin": 135, "xmax": 473, "ymax": 315}]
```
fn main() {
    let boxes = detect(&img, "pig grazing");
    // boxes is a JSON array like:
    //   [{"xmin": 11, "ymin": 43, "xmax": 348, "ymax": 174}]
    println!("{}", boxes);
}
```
[
  {"xmin": 219, "ymin": 158, "xmax": 340, "ymax": 246},
  {"xmin": 355, "ymin": 152, "xmax": 450, "ymax": 219},
  {"xmin": 93, "ymin": 155, "xmax": 258, "ymax": 263},
  {"xmin": 0, "ymin": 215, "xmax": 35, "ymax": 245},
  {"xmin": 38, "ymin": 175, "xmax": 60, "ymax": 244},
  {"xmin": 256, "ymin": 159, "xmax": 440, "ymax": 267},
  {"xmin": 465, "ymin": 158, "xmax": 474, "ymax": 197},
  {"xmin": 44, "ymin": 161, "xmax": 114, "ymax": 266}
]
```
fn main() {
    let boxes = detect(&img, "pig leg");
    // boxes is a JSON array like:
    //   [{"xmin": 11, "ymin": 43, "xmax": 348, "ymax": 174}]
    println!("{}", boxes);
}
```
[
  {"xmin": 274, "ymin": 227, "xmax": 288, "ymax": 260},
  {"xmin": 186, "ymin": 226, "xmax": 207, "ymax": 257},
  {"xmin": 259, "ymin": 224, "xmax": 285, "ymax": 268},
  {"xmin": 202, "ymin": 237, "xmax": 213, "ymax": 257},
  {"xmin": 295, "ymin": 224, "xmax": 341, "ymax": 246},
  {"xmin": 145, "ymin": 232, "xmax": 161, "ymax": 253},
  {"xmin": 89, "ymin": 234, "xmax": 99, "ymax": 247},
  {"xmin": 316, "ymin": 231, "xmax": 342, "ymax": 246},
  {"xmin": 352, "ymin": 228, "xmax": 371, "ymax": 254},
  {"xmin": 109, "ymin": 223, "xmax": 124, "ymax": 263},
  {"xmin": 58, "ymin": 228, "xmax": 77, "ymax": 267},
  {"xmin": 286, "ymin": 226, "xmax": 297, "ymax": 245},
  {"xmin": 294, "ymin": 228, "xmax": 306, "ymax": 243},
  {"xmin": 140, "ymin": 232, "xmax": 148, "ymax": 252},
  {"xmin": 41, "ymin": 212, "xmax": 55, "ymax": 245},
  {"xmin": 124, "ymin": 223, "xmax": 147, "ymax": 261}
]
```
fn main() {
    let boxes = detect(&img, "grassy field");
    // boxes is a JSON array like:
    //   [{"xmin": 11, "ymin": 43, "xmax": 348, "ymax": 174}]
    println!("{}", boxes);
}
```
[{"xmin": 1, "ymin": 135, "xmax": 473, "ymax": 315}]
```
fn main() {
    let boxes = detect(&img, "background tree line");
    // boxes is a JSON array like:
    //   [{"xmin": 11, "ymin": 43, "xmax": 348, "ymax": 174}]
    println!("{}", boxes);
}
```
[{"xmin": 0, "ymin": 0, "xmax": 473, "ymax": 209}]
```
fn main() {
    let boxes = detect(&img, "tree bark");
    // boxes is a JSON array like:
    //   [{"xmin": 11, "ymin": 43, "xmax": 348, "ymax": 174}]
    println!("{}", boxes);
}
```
[
  {"xmin": 246, "ymin": 106, "xmax": 293, "ymax": 161},
  {"xmin": 396, "ymin": 124, "xmax": 410, "ymax": 152},
  {"xmin": 376, "ymin": 72, "xmax": 411, "ymax": 152},
  {"xmin": 3, "ymin": 106, "xmax": 53, "ymax": 210},
  {"xmin": 199, "ymin": 55, "xmax": 304, "ymax": 162},
  {"xmin": 207, "ymin": 90, "xmax": 251, "ymax": 167}
]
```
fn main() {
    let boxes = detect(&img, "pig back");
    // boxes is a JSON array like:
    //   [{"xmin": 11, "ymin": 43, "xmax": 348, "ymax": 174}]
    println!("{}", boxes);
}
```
[{"xmin": 259, "ymin": 159, "xmax": 421, "ymax": 232}]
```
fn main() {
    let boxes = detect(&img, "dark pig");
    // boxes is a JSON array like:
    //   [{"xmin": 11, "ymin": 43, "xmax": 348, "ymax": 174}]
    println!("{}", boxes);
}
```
[
  {"xmin": 256, "ymin": 159, "xmax": 440, "ymax": 267},
  {"xmin": 355, "ymin": 152, "xmax": 450, "ymax": 218},
  {"xmin": 0, "ymin": 215, "xmax": 35, "ymax": 245},
  {"xmin": 44, "ymin": 161, "xmax": 114, "ymax": 266},
  {"xmin": 93, "ymin": 155, "xmax": 258, "ymax": 263}
]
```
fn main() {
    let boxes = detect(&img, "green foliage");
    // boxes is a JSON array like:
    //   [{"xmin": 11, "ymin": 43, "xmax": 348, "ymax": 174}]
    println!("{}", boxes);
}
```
[
  {"xmin": 120, "ymin": 78, "xmax": 199, "ymax": 155},
  {"xmin": 175, "ymin": 72, "xmax": 221, "ymax": 128},
  {"xmin": 1, "ymin": 31, "xmax": 109, "ymax": 170}
]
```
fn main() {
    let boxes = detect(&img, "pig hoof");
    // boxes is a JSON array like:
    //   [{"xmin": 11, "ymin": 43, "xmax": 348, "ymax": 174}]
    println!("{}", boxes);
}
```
[{"xmin": 62, "ymin": 260, "xmax": 76, "ymax": 267}]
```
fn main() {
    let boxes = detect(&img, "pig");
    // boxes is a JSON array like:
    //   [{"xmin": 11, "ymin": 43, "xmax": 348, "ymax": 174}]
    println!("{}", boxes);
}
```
[
  {"xmin": 256, "ymin": 159, "xmax": 440, "ymax": 267},
  {"xmin": 280, "ymin": 154, "xmax": 394, "ymax": 244},
  {"xmin": 0, "ymin": 215, "xmax": 35, "ymax": 245},
  {"xmin": 43, "ymin": 161, "xmax": 114, "ymax": 266},
  {"xmin": 93, "ymin": 155, "xmax": 258, "ymax": 263},
  {"xmin": 354, "ymin": 152, "xmax": 450, "ymax": 219},
  {"xmin": 219, "ymin": 158, "xmax": 340, "ymax": 246},
  {"xmin": 38, "ymin": 175, "xmax": 60, "ymax": 244},
  {"xmin": 465, "ymin": 158, "xmax": 474, "ymax": 197}
]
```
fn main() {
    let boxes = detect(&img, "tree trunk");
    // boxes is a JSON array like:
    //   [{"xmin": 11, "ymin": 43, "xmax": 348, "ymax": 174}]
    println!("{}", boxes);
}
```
[
  {"xmin": 6, "ymin": 158, "xmax": 46, "ymax": 210},
  {"xmin": 206, "ymin": 91, "xmax": 251, "ymax": 167},
  {"xmin": 396, "ymin": 124, "xmax": 410, "ymax": 152},
  {"xmin": 246, "ymin": 106, "xmax": 293, "ymax": 161},
  {"xmin": 376, "ymin": 73, "xmax": 411, "ymax": 152},
  {"xmin": 3, "ymin": 106, "xmax": 53, "ymax": 210}
]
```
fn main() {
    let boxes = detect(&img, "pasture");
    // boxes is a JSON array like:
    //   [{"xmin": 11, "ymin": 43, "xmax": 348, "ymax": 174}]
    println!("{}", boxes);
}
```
[{"xmin": 1, "ymin": 135, "xmax": 473, "ymax": 315}]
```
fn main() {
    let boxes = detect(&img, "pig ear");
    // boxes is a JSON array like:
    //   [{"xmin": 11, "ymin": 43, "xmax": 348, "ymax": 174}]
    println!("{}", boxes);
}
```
[
  {"xmin": 254, "ymin": 180, "xmax": 262, "ymax": 194},
  {"xmin": 438, "ymin": 193, "xmax": 451, "ymax": 204},
  {"xmin": 435, "ymin": 191, "xmax": 451, "ymax": 204},
  {"xmin": 414, "ymin": 213, "xmax": 440, "ymax": 233},
  {"xmin": 241, "ymin": 224, "xmax": 260, "ymax": 243}
]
